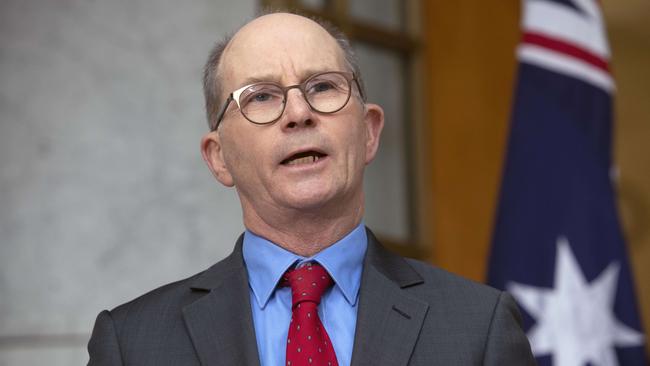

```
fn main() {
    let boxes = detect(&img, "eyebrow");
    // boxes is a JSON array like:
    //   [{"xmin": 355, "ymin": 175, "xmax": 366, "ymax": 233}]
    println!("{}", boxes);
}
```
[
  {"xmin": 239, "ymin": 75, "xmax": 278, "ymax": 86},
  {"xmin": 237, "ymin": 68, "xmax": 337, "ymax": 88}
]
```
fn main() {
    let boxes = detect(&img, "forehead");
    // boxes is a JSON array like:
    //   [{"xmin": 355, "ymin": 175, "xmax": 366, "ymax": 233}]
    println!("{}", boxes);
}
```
[{"xmin": 219, "ymin": 14, "xmax": 347, "ymax": 89}]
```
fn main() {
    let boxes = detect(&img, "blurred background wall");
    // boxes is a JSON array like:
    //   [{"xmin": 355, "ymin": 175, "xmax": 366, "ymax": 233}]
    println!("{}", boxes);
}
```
[
  {"xmin": 0, "ymin": 0, "xmax": 255, "ymax": 364},
  {"xmin": 0, "ymin": 0, "xmax": 648, "ymax": 364}
]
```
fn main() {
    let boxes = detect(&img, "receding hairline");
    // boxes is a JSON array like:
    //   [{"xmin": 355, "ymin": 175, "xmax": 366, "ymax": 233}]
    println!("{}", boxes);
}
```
[{"xmin": 217, "ymin": 13, "xmax": 347, "ymax": 89}]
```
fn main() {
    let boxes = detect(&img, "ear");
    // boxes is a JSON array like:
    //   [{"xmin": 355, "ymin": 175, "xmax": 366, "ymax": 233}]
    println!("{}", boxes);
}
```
[
  {"xmin": 201, "ymin": 131, "xmax": 235, "ymax": 187},
  {"xmin": 362, "ymin": 103, "xmax": 384, "ymax": 165}
]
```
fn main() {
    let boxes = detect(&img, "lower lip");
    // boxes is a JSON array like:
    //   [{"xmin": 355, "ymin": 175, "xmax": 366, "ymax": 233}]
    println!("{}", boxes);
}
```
[{"xmin": 279, "ymin": 156, "xmax": 329, "ymax": 172}]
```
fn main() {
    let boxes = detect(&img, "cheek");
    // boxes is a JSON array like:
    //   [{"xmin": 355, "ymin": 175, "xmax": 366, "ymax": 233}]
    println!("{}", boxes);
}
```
[
  {"xmin": 347, "ymin": 123, "xmax": 369, "ymax": 161},
  {"xmin": 336, "ymin": 125, "xmax": 369, "ymax": 179},
  {"xmin": 221, "ymin": 130, "xmax": 273, "ymax": 182},
  {"xmin": 221, "ymin": 134, "xmax": 253, "ymax": 177}
]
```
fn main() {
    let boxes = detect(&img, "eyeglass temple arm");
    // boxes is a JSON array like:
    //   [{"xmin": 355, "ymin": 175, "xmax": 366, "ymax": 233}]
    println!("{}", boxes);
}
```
[
  {"xmin": 352, "ymin": 74, "xmax": 365, "ymax": 101},
  {"xmin": 212, "ymin": 94, "xmax": 234, "ymax": 131}
]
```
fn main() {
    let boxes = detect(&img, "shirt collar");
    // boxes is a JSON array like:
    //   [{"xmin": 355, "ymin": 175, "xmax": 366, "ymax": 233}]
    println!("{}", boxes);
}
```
[{"xmin": 242, "ymin": 223, "xmax": 367, "ymax": 309}]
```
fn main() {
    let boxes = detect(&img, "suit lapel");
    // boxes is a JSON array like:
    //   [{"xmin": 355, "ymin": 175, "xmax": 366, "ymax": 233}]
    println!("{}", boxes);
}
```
[
  {"xmin": 182, "ymin": 237, "xmax": 261, "ymax": 366},
  {"xmin": 351, "ymin": 230, "xmax": 429, "ymax": 366}
]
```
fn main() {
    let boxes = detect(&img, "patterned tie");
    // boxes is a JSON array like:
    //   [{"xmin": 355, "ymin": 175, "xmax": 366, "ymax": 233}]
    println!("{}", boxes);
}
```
[{"xmin": 282, "ymin": 262, "xmax": 339, "ymax": 366}]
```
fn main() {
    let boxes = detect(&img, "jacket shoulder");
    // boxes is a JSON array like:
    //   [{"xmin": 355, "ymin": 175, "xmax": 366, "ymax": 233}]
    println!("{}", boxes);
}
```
[
  {"xmin": 88, "ymin": 269, "xmax": 211, "ymax": 365},
  {"xmin": 399, "ymin": 258, "xmax": 534, "ymax": 364},
  {"xmin": 108, "ymin": 270, "xmax": 206, "ymax": 323},
  {"xmin": 399, "ymin": 257, "xmax": 507, "ymax": 337},
  {"xmin": 108, "ymin": 238, "xmax": 245, "ymax": 323},
  {"xmin": 404, "ymin": 257, "xmax": 502, "ymax": 302}
]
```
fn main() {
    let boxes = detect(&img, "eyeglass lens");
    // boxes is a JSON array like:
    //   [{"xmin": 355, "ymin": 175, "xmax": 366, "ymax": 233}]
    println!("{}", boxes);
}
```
[{"xmin": 237, "ymin": 72, "xmax": 352, "ymax": 124}]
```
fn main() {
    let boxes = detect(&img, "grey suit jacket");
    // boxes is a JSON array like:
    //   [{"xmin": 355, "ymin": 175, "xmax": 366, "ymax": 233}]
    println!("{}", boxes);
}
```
[{"xmin": 88, "ymin": 230, "xmax": 535, "ymax": 365}]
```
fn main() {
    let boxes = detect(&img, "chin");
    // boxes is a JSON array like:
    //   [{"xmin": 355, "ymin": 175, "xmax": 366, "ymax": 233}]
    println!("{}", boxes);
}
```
[
  {"xmin": 278, "ymin": 186, "xmax": 341, "ymax": 211},
  {"xmin": 285, "ymin": 194, "xmax": 334, "ymax": 211}
]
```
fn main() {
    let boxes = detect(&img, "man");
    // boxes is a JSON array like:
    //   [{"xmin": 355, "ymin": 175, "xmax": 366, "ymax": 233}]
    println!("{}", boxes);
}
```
[{"xmin": 88, "ymin": 12, "xmax": 535, "ymax": 366}]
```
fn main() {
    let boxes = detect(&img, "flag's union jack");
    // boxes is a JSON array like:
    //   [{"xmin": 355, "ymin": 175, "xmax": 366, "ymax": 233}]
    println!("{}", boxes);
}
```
[{"xmin": 518, "ymin": 0, "xmax": 612, "ymax": 90}]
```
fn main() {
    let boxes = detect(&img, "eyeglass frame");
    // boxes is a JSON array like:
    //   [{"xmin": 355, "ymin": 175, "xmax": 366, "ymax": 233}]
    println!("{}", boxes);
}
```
[{"xmin": 211, "ymin": 71, "xmax": 365, "ymax": 131}]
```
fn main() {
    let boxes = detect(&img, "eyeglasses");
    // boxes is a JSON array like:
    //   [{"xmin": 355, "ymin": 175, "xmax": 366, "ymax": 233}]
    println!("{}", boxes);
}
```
[{"xmin": 212, "ymin": 71, "xmax": 363, "ymax": 130}]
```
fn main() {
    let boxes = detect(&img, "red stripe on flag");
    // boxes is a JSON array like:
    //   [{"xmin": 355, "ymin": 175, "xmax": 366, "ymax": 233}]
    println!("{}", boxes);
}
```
[{"xmin": 522, "ymin": 32, "xmax": 609, "ymax": 73}]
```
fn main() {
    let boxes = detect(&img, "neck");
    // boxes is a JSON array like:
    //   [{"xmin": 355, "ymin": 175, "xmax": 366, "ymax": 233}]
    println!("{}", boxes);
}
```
[{"xmin": 240, "ymin": 196, "xmax": 364, "ymax": 257}]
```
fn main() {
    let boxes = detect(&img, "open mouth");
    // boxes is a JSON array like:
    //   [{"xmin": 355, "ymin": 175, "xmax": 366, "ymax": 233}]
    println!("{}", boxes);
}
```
[{"xmin": 280, "ymin": 150, "xmax": 327, "ymax": 166}]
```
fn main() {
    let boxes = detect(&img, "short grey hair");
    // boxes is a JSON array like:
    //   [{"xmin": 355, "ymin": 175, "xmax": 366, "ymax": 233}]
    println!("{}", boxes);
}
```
[{"xmin": 202, "ymin": 11, "xmax": 366, "ymax": 131}]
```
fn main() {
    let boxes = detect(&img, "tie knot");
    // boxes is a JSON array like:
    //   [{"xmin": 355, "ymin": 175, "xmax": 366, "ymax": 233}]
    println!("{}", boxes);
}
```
[{"xmin": 282, "ymin": 262, "xmax": 333, "ymax": 307}]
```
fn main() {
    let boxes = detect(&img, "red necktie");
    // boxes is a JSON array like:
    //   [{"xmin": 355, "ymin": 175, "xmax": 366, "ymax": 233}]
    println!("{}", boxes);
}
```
[{"xmin": 282, "ymin": 262, "xmax": 339, "ymax": 366}]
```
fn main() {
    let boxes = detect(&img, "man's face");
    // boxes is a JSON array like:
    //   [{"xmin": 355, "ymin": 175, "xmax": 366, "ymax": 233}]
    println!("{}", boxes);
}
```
[{"xmin": 201, "ymin": 14, "xmax": 383, "ymax": 219}]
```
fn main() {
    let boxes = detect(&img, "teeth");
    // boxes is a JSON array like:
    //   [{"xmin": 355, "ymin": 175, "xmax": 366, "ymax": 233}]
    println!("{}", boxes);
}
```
[{"xmin": 287, "ymin": 155, "xmax": 319, "ymax": 166}]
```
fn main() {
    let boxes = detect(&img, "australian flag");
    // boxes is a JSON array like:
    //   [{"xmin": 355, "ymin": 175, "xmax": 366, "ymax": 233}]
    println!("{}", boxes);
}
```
[{"xmin": 487, "ymin": 0, "xmax": 648, "ymax": 365}]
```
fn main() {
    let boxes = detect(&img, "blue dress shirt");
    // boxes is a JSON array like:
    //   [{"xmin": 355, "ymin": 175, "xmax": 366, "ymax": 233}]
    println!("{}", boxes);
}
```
[{"xmin": 242, "ymin": 223, "xmax": 367, "ymax": 366}]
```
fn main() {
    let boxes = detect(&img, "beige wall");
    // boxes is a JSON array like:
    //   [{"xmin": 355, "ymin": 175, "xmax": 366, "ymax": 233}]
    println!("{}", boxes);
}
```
[{"xmin": 422, "ymin": 0, "xmax": 520, "ymax": 280}]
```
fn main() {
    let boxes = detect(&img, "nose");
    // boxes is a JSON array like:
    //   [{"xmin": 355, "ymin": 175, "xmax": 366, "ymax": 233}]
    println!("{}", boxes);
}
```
[{"xmin": 280, "ymin": 87, "xmax": 316, "ymax": 130}]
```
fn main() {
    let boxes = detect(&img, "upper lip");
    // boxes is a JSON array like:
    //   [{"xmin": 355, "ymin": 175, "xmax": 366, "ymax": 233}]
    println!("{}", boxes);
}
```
[{"xmin": 279, "ymin": 146, "xmax": 328, "ymax": 165}]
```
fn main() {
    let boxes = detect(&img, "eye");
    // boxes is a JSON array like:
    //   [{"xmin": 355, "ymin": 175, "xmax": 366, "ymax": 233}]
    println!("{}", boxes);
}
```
[
  {"xmin": 240, "ymin": 85, "xmax": 283, "ymax": 106},
  {"xmin": 311, "ymin": 81, "xmax": 335, "ymax": 93},
  {"xmin": 252, "ymin": 92, "xmax": 271, "ymax": 102},
  {"xmin": 305, "ymin": 74, "xmax": 347, "ymax": 96},
  {"xmin": 309, "ymin": 81, "xmax": 338, "ymax": 95}
]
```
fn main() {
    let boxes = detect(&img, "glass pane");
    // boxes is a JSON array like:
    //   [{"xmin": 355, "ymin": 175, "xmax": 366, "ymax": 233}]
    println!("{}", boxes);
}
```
[
  {"xmin": 349, "ymin": 0, "xmax": 402, "ymax": 30},
  {"xmin": 355, "ymin": 42, "xmax": 410, "ymax": 242}
]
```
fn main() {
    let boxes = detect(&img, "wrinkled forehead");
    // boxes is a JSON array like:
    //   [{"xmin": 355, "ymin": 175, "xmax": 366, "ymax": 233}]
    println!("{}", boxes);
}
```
[{"xmin": 219, "ymin": 14, "xmax": 348, "ymax": 91}]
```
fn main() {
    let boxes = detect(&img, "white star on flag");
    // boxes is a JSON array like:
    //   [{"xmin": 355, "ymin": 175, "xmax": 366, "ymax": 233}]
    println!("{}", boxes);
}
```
[{"xmin": 508, "ymin": 236, "xmax": 644, "ymax": 366}]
